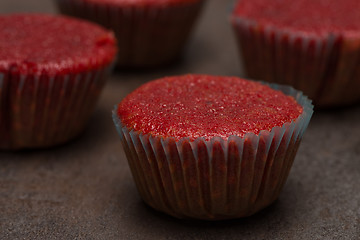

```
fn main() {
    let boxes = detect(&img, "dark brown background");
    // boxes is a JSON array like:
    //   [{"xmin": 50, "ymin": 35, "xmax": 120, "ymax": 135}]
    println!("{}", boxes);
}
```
[{"xmin": 0, "ymin": 1, "xmax": 359, "ymax": 239}]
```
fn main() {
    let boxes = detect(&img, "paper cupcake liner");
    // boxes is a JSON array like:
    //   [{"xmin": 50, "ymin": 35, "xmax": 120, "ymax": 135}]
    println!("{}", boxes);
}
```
[
  {"xmin": 112, "ymin": 83, "xmax": 313, "ymax": 220},
  {"xmin": 55, "ymin": 0, "xmax": 205, "ymax": 67},
  {"xmin": 0, "ymin": 65, "xmax": 112, "ymax": 149},
  {"xmin": 231, "ymin": 15, "xmax": 360, "ymax": 107}
]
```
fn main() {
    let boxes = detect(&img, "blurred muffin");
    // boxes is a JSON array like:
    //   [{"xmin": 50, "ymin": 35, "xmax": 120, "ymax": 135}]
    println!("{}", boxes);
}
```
[
  {"xmin": 231, "ymin": 0, "xmax": 360, "ymax": 107},
  {"xmin": 113, "ymin": 74, "xmax": 313, "ymax": 220},
  {"xmin": 0, "ymin": 14, "xmax": 117, "ymax": 149},
  {"xmin": 55, "ymin": 0, "xmax": 205, "ymax": 68}
]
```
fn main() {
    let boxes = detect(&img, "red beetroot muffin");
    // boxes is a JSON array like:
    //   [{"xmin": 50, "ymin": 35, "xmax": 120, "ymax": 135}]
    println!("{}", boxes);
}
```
[
  {"xmin": 0, "ymin": 14, "xmax": 117, "ymax": 149},
  {"xmin": 112, "ymin": 74, "xmax": 313, "ymax": 220},
  {"xmin": 231, "ymin": 0, "xmax": 360, "ymax": 107},
  {"xmin": 55, "ymin": 0, "xmax": 205, "ymax": 68}
]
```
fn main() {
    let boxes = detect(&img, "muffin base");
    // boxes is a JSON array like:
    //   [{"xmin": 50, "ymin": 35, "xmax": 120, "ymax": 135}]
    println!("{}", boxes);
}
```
[
  {"xmin": 56, "ymin": 0, "xmax": 205, "ymax": 68},
  {"xmin": 113, "ymin": 83, "xmax": 313, "ymax": 220},
  {"xmin": 231, "ymin": 16, "xmax": 360, "ymax": 108},
  {"xmin": 0, "ymin": 66, "xmax": 112, "ymax": 150}
]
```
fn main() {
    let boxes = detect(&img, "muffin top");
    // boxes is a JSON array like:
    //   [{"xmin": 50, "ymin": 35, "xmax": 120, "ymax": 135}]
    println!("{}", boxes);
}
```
[
  {"xmin": 233, "ymin": 0, "xmax": 360, "ymax": 38},
  {"xmin": 0, "ymin": 14, "xmax": 117, "ymax": 75},
  {"xmin": 117, "ymin": 75, "xmax": 303, "ymax": 141},
  {"xmin": 81, "ymin": 0, "xmax": 199, "ymax": 7}
]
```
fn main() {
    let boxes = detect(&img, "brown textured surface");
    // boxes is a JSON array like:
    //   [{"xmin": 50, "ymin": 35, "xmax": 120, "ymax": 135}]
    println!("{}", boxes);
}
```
[{"xmin": 0, "ymin": 0, "xmax": 359, "ymax": 239}]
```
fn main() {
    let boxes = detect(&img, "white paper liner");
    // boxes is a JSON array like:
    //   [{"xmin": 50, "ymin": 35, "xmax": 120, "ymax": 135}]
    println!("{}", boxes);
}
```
[
  {"xmin": 55, "ymin": 0, "xmax": 205, "ymax": 67},
  {"xmin": 112, "ymin": 82, "xmax": 314, "ymax": 220},
  {"xmin": 0, "ymin": 64, "xmax": 112, "ymax": 149},
  {"xmin": 231, "ymin": 13, "xmax": 360, "ymax": 107}
]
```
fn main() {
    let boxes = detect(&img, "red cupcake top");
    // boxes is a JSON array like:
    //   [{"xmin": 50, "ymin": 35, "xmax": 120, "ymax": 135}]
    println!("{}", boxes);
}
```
[
  {"xmin": 81, "ymin": 0, "xmax": 199, "ymax": 7},
  {"xmin": 0, "ymin": 14, "xmax": 117, "ymax": 75},
  {"xmin": 233, "ymin": 0, "xmax": 360, "ymax": 38},
  {"xmin": 117, "ymin": 75, "xmax": 303, "ymax": 141}
]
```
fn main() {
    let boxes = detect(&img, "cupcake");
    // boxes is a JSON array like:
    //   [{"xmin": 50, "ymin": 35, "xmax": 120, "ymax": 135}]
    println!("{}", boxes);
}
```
[
  {"xmin": 0, "ymin": 14, "xmax": 117, "ymax": 149},
  {"xmin": 231, "ymin": 0, "xmax": 360, "ymax": 107},
  {"xmin": 112, "ymin": 74, "xmax": 313, "ymax": 220},
  {"xmin": 55, "ymin": 0, "xmax": 205, "ymax": 68}
]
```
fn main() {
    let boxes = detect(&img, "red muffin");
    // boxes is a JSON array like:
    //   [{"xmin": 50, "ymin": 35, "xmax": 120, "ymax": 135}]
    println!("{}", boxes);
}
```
[
  {"xmin": 55, "ymin": 0, "xmax": 205, "ymax": 68},
  {"xmin": 0, "ymin": 14, "xmax": 117, "ymax": 149},
  {"xmin": 113, "ymin": 74, "xmax": 313, "ymax": 220},
  {"xmin": 231, "ymin": 0, "xmax": 360, "ymax": 107}
]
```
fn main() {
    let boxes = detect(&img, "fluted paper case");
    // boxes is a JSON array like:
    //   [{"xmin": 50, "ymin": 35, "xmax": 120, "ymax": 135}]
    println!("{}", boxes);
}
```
[
  {"xmin": 231, "ymin": 12, "xmax": 360, "ymax": 107},
  {"xmin": 0, "ymin": 65, "xmax": 112, "ymax": 150},
  {"xmin": 55, "ymin": 0, "xmax": 205, "ymax": 68}
]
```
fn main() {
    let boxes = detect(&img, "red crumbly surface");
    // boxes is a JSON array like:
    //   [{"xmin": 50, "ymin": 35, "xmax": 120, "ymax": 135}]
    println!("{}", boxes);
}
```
[
  {"xmin": 118, "ymin": 75, "xmax": 303, "ymax": 141},
  {"xmin": 233, "ymin": 0, "xmax": 360, "ymax": 37},
  {"xmin": 81, "ymin": 0, "xmax": 199, "ymax": 7},
  {"xmin": 0, "ymin": 14, "xmax": 117, "ymax": 75}
]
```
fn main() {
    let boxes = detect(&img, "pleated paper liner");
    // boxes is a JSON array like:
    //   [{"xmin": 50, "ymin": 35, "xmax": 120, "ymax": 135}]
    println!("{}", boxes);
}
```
[
  {"xmin": 55, "ymin": 0, "xmax": 205, "ymax": 68},
  {"xmin": 231, "ymin": 15, "xmax": 360, "ymax": 108},
  {"xmin": 112, "ymin": 83, "xmax": 313, "ymax": 220},
  {"xmin": 0, "ymin": 65, "xmax": 112, "ymax": 150}
]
